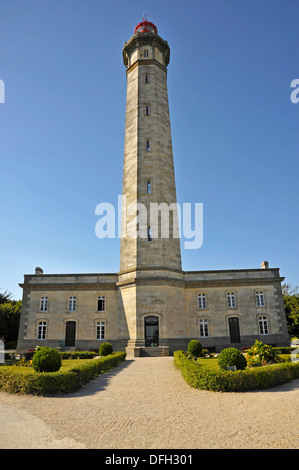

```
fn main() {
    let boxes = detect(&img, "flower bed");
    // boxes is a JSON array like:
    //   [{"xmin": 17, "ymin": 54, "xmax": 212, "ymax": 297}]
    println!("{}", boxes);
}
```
[
  {"xmin": 174, "ymin": 350, "xmax": 299, "ymax": 392},
  {"xmin": 0, "ymin": 352, "xmax": 126, "ymax": 395}
]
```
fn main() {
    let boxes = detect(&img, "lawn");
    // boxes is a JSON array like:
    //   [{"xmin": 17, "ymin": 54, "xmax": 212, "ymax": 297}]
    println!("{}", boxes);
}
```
[
  {"xmin": 0, "ymin": 358, "xmax": 94, "ymax": 374},
  {"xmin": 196, "ymin": 357, "xmax": 220, "ymax": 370},
  {"xmin": 193, "ymin": 354, "xmax": 296, "ymax": 371}
]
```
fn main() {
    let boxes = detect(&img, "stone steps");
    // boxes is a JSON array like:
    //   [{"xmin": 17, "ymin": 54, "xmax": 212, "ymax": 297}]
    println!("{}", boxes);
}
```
[{"xmin": 140, "ymin": 347, "xmax": 167, "ymax": 357}]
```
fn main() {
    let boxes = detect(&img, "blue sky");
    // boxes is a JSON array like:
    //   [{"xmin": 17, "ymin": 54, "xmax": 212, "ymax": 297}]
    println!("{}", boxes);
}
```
[{"xmin": 0, "ymin": 0, "xmax": 298, "ymax": 300}]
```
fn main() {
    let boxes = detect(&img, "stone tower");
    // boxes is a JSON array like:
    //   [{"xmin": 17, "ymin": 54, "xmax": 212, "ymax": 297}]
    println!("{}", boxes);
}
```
[
  {"xmin": 119, "ymin": 20, "xmax": 186, "ymax": 356},
  {"xmin": 120, "ymin": 19, "xmax": 182, "ymax": 272}
]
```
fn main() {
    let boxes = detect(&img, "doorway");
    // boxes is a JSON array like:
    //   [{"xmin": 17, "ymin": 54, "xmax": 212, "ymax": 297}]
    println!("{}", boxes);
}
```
[
  {"xmin": 144, "ymin": 316, "xmax": 159, "ymax": 347},
  {"xmin": 228, "ymin": 317, "xmax": 240, "ymax": 343},
  {"xmin": 65, "ymin": 321, "xmax": 76, "ymax": 347}
]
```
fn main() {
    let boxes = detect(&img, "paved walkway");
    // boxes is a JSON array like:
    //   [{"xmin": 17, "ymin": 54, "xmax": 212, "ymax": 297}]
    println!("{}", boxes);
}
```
[{"xmin": 0, "ymin": 357, "xmax": 298, "ymax": 449}]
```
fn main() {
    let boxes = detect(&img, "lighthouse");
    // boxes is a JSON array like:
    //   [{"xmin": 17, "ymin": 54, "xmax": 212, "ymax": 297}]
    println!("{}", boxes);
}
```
[{"xmin": 119, "ymin": 19, "xmax": 186, "ymax": 356}]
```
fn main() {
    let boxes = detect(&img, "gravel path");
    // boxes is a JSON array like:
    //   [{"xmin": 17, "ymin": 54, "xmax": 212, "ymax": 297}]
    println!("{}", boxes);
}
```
[{"xmin": 0, "ymin": 357, "xmax": 298, "ymax": 449}]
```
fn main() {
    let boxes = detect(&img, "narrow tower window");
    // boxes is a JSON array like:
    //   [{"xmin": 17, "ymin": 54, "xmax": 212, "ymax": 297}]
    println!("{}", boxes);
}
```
[
  {"xmin": 145, "ymin": 139, "xmax": 150, "ymax": 152},
  {"xmin": 145, "ymin": 105, "xmax": 150, "ymax": 116},
  {"xmin": 147, "ymin": 226, "xmax": 152, "ymax": 241},
  {"xmin": 144, "ymin": 73, "xmax": 149, "ymax": 84},
  {"xmin": 147, "ymin": 180, "xmax": 151, "ymax": 194},
  {"xmin": 144, "ymin": 50, "xmax": 149, "ymax": 58}
]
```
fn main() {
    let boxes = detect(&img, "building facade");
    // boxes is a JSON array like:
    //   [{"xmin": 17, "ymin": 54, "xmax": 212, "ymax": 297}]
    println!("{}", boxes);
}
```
[{"xmin": 17, "ymin": 20, "xmax": 289, "ymax": 356}]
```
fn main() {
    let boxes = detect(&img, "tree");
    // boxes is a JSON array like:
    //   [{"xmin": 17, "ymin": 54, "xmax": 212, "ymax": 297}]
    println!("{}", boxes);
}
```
[
  {"xmin": 282, "ymin": 284, "xmax": 299, "ymax": 338},
  {"xmin": 0, "ymin": 290, "xmax": 22, "ymax": 344},
  {"xmin": 0, "ymin": 290, "xmax": 13, "ymax": 305}
]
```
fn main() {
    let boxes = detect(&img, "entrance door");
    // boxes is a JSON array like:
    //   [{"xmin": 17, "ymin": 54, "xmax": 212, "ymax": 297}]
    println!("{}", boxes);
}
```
[
  {"xmin": 144, "ymin": 316, "xmax": 159, "ymax": 347},
  {"xmin": 229, "ymin": 317, "xmax": 240, "ymax": 343},
  {"xmin": 65, "ymin": 321, "xmax": 76, "ymax": 347}
]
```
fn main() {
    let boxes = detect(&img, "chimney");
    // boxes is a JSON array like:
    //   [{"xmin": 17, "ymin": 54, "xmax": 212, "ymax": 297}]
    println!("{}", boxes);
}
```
[{"xmin": 35, "ymin": 267, "xmax": 43, "ymax": 275}]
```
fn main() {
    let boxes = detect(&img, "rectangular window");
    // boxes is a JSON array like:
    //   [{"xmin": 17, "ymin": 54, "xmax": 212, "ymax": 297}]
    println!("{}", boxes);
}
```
[
  {"xmin": 147, "ymin": 180, "xmax": 151, "ymax": 194},
  {"xmin": 97, "ymin": 321, "xmax": 105, "ymax": 340},
  {"xmin": 227, "ymin": 292, "xmax": 236, "ymax": 308},
  {"xmin": 199, "ymin": 319, "xmax": 209, "ymax": 337},
  {"xmin": 68, "ymin": 296, "xmax": 76, "ymax": 312},
  {"xmin": 148, "ymin": 226, "xmax": 152, "ymax": 241},
  {"xmin": 198, "ymin": 293, "xmax": 206, "ymax": 309},
  {"xmin": 256, "ymin": 291, "xmax": 265, "ymax": 307},
  {"xmin": 144, "ymin": 50, "xmax": 149, "ymax": 58},
  {"xmin": 259, "ymin": 316, "xmax": 269, "ymax": 335},
  {"xmin": 146, "ymin": 139, "xmax": 150, "ymax": 152},
  {"xmin": 98, "ymin": 296, "xmax": 105, "ymax": 312},
  {"xmin": 37, "ymin": 321, "xmax": 47, "ymax": 340},
  {"xmin": 40, "ymin": 296, "xmax": 48, "ymax": 312},
  {"xmin": 144, "ymin": 73, "xmax": 149, "ymax": 84},
  {"xmin": 145, "ymin": 105, "xmax": 150, "ymax": 116}
]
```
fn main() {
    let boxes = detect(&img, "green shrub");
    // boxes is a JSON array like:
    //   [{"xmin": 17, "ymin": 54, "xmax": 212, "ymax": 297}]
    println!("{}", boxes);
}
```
[
  {"xmin": 218, "ymin": 347, "xmax": 247, "ymax": 370},
  {"xmin": 245, "ymin": 340, "xmax": 280, "ymax": 366},
  {"xmin": 32, "ymin": 347, "xmax": 62, "ymax": 373},
  {"xmin": 0, "ymin": 351, "xmax": 126, "ymax": 395},
  {"xmin": 59, "ymin": 351, "xmax": 97, "ymax": 360},
  {"xmin": 202, "ymin": 348, "xmax": 210, "ymax": 357},
  {"xmin": 275, "ymin": 347, "xmax": 297, "ymax": 354},
  {"xmin": 187, "ymin": 340, "xmax": 202, "ymax": 357},
  {"xmin": 174, "ymin": 350, "xmax": 299, "ymax": 392},
  {"xmin": 99, "ymin": 342, "xmax": 113, "ymax": 356}
]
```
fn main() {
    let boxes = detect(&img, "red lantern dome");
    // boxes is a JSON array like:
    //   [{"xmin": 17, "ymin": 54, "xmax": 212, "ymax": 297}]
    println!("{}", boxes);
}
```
[{"xmin": 134, "ymin": 18, "xmax": 158, "ymax": 35}]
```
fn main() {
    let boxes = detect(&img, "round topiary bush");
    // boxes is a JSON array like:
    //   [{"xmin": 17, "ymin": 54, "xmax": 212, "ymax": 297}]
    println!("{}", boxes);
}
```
[
  {"xmin": 32, "ymin": 347, "xmax": 62, "ymax": 373},
  {"xmin": 187, "ymin": 340, "xmax": 203, "ymax": 357},
  {"xmin": 98, "ymin": 342, "xmax": 113, "ymax": 356},
  {"xmin": 218, "ymin": 347, "xmax": 247, "ymax": 370}
]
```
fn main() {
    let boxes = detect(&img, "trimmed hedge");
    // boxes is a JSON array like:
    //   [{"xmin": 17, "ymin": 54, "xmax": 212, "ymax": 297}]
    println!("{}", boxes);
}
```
[
  {"xmin": 0, "ymin": 352, "xmax": 126, "ymax": 395},
  {"xmin": 59, "ymin": 351, "xmax": 98, "ymax": 359},
  {"xmin": 174, "ymin": 351, "xmax": 299, "ymax": 392}
]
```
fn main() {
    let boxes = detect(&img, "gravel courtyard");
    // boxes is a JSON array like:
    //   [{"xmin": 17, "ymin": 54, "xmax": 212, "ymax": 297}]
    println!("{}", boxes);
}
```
[{"xmin": 0, "ymin": 357, "xmax": 298, "ymax": 449}]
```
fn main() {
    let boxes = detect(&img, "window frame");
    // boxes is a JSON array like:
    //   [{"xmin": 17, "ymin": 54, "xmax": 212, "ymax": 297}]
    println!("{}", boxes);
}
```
[
  {"xmin": 143, "ymin": 50, "xmax": 149, "ymax": 58},
  {"xmin": 97, "ymin": 296, "xmax": 106, "ymax": 312},
  {"xmin": 96, "ymin": 321, "xmax": 106, "ymax": 340},
  {"xmin": 198, "ymin": 293, "xmax": 207, "ymax": 309},
  {"xmin": 199, "ymin": 318, "xmax": 209, "ymax": 337},
  {"xmin": 40, "ymin": 296, "xmax": 48, "ymax": 312},
  {"xmin": 37, "ymin": 321, "xmax": 47, "ymax": 340},
  {"xmin": 259, "ymin": 315, "xmax": 269, "ymax": 335},
  {"xmin": 68, "ymin": 296, "xmax": 76, "ymax": 312},
  {"xmin": 256, "ymin": 291, "xmax": 265, "ymax": 307},
  {"xmin": 227, "ymin": 292, "xmax": 236, "ymax": 308}
]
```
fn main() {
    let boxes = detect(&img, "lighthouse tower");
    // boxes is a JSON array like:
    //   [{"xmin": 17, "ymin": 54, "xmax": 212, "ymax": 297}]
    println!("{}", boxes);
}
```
[
  {"xmin": 119, "ymin": 19, "xmax": 186, "ymax": 356},
  {"xmin": 120, "ymin": 19, "xmax": 182, "ymax": 272}
]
